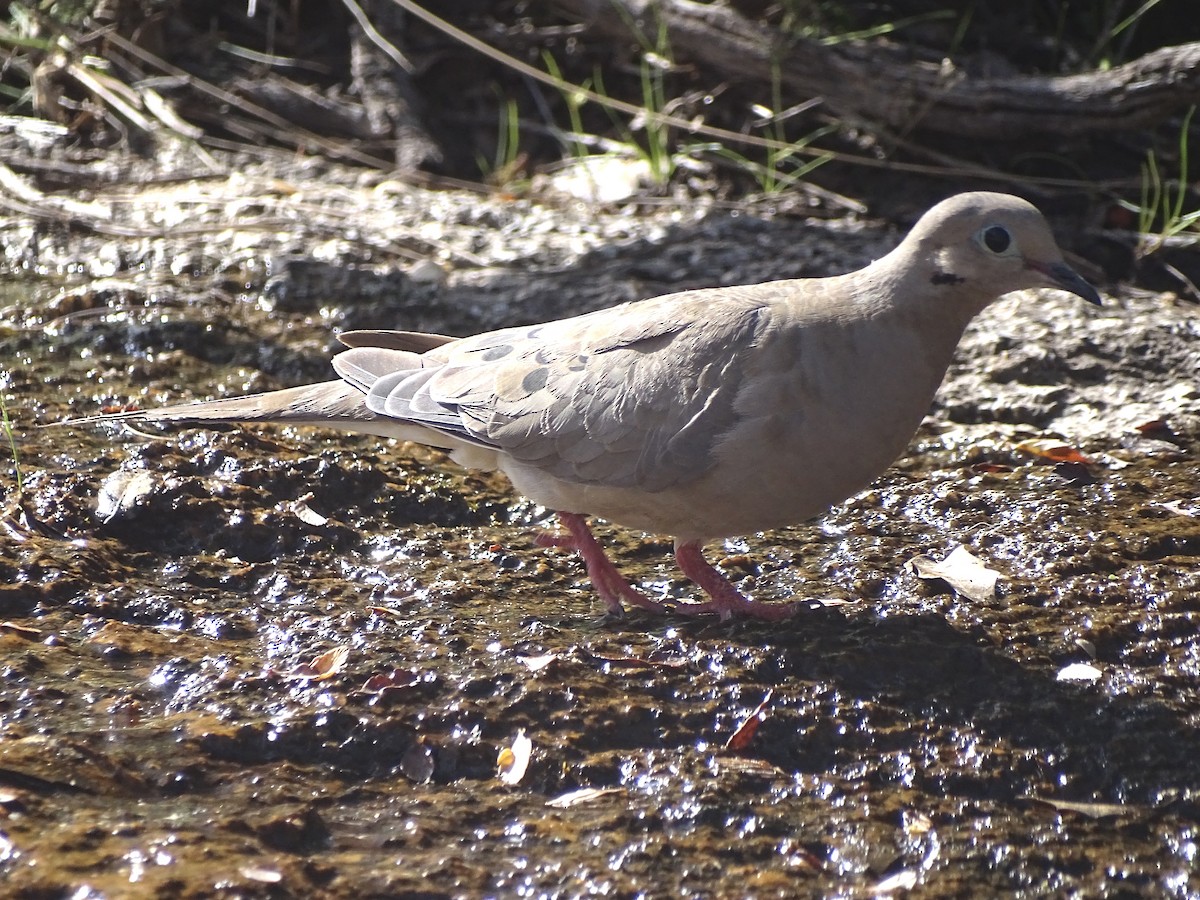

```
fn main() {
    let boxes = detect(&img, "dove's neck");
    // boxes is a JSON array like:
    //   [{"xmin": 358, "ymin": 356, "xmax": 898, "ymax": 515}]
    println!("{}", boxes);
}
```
[
  {"xmin": 855, "ymin": 252, "xmax": 990, "ymax": 350},
  {"xmin": 803, "ymin": 259, "xmax": 992, "ymax": 438}
]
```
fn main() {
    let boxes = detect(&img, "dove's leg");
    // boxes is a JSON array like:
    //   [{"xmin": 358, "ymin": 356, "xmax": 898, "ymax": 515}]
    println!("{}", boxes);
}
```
[
  {"xmin": 674, "ymin": 541, "xmax": 800, "ymax": 622},
  {"xmin": 537, "ymin": 512, "xmax": 672, "ymax": 615}
]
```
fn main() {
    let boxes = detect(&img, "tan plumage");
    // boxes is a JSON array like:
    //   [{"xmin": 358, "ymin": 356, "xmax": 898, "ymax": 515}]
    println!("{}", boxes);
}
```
[{"xmin": 74, "ymin": 192, "xmax": 1101, "ymax": 620}]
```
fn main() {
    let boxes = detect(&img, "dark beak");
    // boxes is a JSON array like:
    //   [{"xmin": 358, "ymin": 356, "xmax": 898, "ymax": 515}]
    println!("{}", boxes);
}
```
[{"xmin": 1031, "ymin": 260, "xmax": 1102, "ymax": 306}]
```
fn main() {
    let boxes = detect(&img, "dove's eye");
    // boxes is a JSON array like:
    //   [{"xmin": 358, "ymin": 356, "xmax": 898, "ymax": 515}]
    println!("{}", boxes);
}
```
[{"xmin": 979, "ymin": 225, "xmax": 1014, "ymax": 255}]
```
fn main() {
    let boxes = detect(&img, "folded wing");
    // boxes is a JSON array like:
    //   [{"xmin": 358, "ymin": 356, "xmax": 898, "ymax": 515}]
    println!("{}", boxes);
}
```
[{"xmin": 336, "ymin": 290, "xmax": 771, "ymax": 492}]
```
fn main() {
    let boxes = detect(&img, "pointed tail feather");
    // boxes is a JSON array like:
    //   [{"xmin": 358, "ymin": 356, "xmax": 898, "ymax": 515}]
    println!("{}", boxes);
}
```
[
  {"xmin": 57, "ymin": 381, "xmax": 478, "ymax": 450},
  {"xmin": 59, "ymin": 382, "xmax": 372, "ymax": 428}
]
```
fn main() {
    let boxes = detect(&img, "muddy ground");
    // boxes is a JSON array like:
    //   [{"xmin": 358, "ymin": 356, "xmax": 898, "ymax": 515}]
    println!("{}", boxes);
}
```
[{"xmin": 1, "ymin": 146, "xmax": 1199, "ymax": 898}]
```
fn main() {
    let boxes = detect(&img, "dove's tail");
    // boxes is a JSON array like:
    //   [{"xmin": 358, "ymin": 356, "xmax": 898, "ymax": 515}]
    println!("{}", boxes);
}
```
[
  {"xmin": 60, "ymin": 376, "xmax": 424, "ymax": 441},
  {"xmin": 57, "ymin": 380, "xmax": 461, "ymax": 448},
  {"xmin": 59, "ymin": 329, "xmax": 457, "ymax": 432},
  {"xmin": 60, "ymin": 381, "xmax": 366, "ymax": 427},
  {"xmin": 56, "ymin": 329, "xmax": 503, "ymax": 468}
]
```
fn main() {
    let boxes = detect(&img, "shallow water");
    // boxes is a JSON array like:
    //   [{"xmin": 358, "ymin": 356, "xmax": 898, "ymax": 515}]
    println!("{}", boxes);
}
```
[{"xmin": 1, "ymin": 175, "xmax": 1198, "ymax": 897}]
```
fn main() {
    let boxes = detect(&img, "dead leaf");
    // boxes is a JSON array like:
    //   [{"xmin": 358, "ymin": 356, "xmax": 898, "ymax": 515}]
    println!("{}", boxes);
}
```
[
  {"xmin": 497, "ymin": 729, "xmax": 532, "ymax": 786},
  {"xmin": 583, "ymin": 650, "xmax": 689, "ymax": 670},
  {"xmin": 0, "ymin": 790, "xmax": 26, "ymax": 814},
  {"xmin": 95, "ymin": 470, "xmax": 165, "ymax": 522},
  {"xmin": 289, "ymin": 492, "xmax": 328, "ymax": 527},
  {"xmin": 714, "ymin": 756, "xmax": 788, "ymax": 779},
  {"xmin": 724, "ymin": 689, "xmax": 774, "ymax": 752},
  {"xmin": 0, "ymin": 622, "xmax": 40, "ymax": 640},
  {"xmin": 240, "ymin": 866, "xmax": 284, "ymax": 884},
  {"xmin": 1020, "ymin": 795, "xmax": 1134, "ymax": 818},
  {"xmin": 872, "ymin": 869, "xmax": 918, "ymax": 893},
  {"xmin": 1134, "ymin": 419, "xmax": 1172, "ymax": 436},
  {"xmin": 1056, "ymin": 662, "xmax": 1103, "ymax": 682},
  {"xmin": 364, "ymin": 594, "xmax": 420, "ymax": 616},
  {"xmin": 1015, "ymin": 438, "xmax": 1093, "ymax": 465},
  {"xmin": 545, "ymin": 786, "xmax": 624, "ymax": 808},
  {"xmin": 903, "ymin": 811, "xmax": 933, "ymax": 836},
  {"xmin": 906, "ymin": 545, "xmax": 1001, "ymax": 602},
  {"xmin": 810, "ymin": 597, "xmax": 853, "ymax": 608},
  {"xmin": 1158, "ymin": 499, "xmax": 1199, "ymax": 518},
  {"xmin": 970, "ymin": 462, "xmax": 1014, "ymax": 474},
  {"xmin": 361, "ymin": 668, "xmax": 421, "ymax": 692},
  {"xmin": 543, "ymin": 155, "xmax": 653, "ymax": 204},
  {"xmin": 287, "ymin": 646, "xmax": 349, "ymax": 681},
  {"xmin": 517, "ymin": 653, "xmax": 560, "ymax": 673}
]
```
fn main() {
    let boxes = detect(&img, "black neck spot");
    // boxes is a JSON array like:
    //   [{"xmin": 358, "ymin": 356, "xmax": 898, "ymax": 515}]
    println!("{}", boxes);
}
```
[{"xmin": 931, "ymin": 270, "xmax": 966, "ymax": 286}]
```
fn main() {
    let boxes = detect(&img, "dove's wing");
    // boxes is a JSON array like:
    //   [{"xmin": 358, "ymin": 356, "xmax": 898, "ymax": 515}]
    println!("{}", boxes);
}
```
[{"xmin": 334, "ymin": 289, "xmax": 773, "ymax": 492}]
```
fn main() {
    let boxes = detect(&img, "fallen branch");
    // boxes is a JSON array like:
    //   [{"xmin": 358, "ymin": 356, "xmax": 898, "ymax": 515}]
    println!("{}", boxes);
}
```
[{"xmin": 556, "ymin": 0, "xmax": 1200, "ymax": 139}]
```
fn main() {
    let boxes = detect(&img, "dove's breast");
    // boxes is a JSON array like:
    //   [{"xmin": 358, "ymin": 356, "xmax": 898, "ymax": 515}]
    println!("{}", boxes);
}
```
[{"xmin": 500, "ymin": 299, "xmax": 968, "ymax": 542}]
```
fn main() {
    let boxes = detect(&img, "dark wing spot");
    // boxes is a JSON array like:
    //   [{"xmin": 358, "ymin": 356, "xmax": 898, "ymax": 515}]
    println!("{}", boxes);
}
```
[
  {"xmin": 566, "ymin": 354, "xmax": 588, "ymax": 372},
  {"xmin": 931, "ymin": 271, "xmax": 966, "ymax": 286},
  {"xmin": 481, "ymin": 344, "xmax": 513, "ymax": 361},
  {"xmin": 521, "ymin": 367, "xmax": 550, "ymax": 393}
]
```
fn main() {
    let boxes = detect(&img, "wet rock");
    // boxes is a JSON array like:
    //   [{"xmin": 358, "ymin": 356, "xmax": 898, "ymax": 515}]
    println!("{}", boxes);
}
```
[{"xmin": 249, "ymin": 804, "xmax": 332, "ymax": 854}]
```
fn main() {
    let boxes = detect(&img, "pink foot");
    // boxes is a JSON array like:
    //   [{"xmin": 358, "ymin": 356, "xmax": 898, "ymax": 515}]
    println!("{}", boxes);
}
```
[
  {"xmin": 675, "ymin": 541, "xmax": 801, "ymax": 622},
  {"xmin": 536, "ymin": 512, "xmax": 672, "ymax": 615}
]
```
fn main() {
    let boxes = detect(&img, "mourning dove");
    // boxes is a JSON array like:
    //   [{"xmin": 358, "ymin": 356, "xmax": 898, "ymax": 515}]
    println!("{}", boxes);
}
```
[{"xmin": 77, "ymin": 192, "xmax": 1100, "ymax": 620}]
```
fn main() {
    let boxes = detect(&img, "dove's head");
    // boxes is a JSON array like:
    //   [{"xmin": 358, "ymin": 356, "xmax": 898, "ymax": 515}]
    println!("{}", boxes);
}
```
[{"xmin": 902, "ymin": 191, "xmax": 1101, "ymax": 312}]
